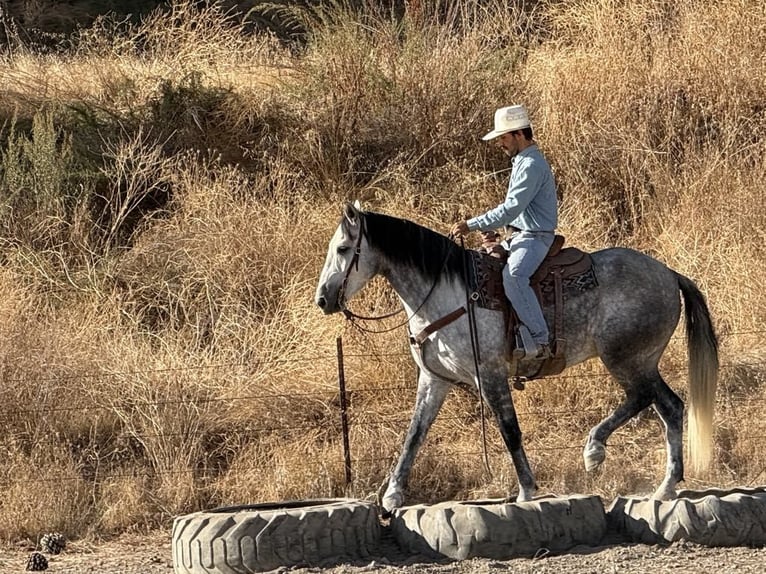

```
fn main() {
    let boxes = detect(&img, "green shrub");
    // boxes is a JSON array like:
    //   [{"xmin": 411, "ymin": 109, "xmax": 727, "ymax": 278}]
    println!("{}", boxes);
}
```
[{"xmin": 0, "ymin": 109, "xmax": 80, "ymax": 250}]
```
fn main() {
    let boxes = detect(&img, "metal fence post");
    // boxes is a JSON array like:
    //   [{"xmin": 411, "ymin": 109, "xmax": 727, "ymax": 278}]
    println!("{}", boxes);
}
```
[{"xmin": 336, "ymin": 336, "xmax": 352, "ymax": 487}]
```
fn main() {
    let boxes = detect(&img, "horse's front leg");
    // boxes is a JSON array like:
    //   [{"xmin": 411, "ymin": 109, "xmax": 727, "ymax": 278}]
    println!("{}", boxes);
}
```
[
  {"xmin": 482, "ymin": 376, "xmax": 537, "ymax": 502},
  {"xmin": 382, "ymin": 371, "xmax": 451, "ymax": 513}
]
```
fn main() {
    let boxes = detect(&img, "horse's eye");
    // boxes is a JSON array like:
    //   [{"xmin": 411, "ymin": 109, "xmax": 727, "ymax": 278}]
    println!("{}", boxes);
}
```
[{"xmin": 337, "ymin": 246, "xmax": 350, "ymax": 255}]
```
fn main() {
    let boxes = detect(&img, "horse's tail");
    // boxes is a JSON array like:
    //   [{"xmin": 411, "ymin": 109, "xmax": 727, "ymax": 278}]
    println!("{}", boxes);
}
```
[{"xmin": 676, "ymin": 272, "xmax": 719, "ymax": 474}]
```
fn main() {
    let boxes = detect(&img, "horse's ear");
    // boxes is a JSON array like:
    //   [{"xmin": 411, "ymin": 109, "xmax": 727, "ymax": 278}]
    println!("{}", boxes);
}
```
[{"xmin": 343, "ymin": 201, "xmax": 361, "ymax": 226}]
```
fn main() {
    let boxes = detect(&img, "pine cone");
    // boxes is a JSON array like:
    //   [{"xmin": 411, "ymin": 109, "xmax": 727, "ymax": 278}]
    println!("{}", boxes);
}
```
[
  {"xmin": 40, "ymin": 532, "xmax": 66, "ymax": 555},
  {"xmin": 26, "ymin": 552, "xmax": 48, "ymax": 571}
]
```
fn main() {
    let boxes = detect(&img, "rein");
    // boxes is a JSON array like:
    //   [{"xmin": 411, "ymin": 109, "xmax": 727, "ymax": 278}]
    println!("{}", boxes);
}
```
[
  {"xmin": 460, "ymin": 237, "xmax": 492, "ymax": 479},
  {"xmin": 341, "ymin": 275, "xmax": 438, "ymax": 334}
]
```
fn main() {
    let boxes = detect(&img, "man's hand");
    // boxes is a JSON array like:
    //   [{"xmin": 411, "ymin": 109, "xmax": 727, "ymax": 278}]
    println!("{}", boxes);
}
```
[{"xmin": 450, "ymin": 220, "xmax": 470, "ymax": 237}]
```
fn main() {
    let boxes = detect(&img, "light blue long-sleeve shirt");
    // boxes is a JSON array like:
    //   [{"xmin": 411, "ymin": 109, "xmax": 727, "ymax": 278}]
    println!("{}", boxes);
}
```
[{"xmin": 467, "ymin": 144, "xmax": 557, "ymax": 233}]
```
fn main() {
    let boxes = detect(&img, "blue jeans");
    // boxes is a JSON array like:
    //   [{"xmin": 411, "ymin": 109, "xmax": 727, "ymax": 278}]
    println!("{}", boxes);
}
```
[{"xmin": 502, "ymin": 231, "xmax": 555, "ymax": 345}]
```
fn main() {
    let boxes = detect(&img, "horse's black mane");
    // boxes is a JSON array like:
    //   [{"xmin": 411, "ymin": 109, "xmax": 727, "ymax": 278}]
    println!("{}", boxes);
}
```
[{"xmin": 362, "ymin": 211, "xmax": 465, "ymax": 281}]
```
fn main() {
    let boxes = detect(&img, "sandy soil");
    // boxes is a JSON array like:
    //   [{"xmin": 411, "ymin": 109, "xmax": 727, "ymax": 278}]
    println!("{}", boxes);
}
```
[{"xmin": 1, "ymin": 530, "xmax": 765, "ymax": 574}]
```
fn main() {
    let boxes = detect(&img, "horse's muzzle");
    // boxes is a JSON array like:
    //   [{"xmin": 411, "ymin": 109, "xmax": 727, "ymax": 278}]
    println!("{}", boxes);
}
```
[
  {"xmin": 315, "ymin": 294, "xmax": 341, "ymax": 314},
  {"xmin": 316, "ymin": 295, "xmax": 330, "ymax": 313}
]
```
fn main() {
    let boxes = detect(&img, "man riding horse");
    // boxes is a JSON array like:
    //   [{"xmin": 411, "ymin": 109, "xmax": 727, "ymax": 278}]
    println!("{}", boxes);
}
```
[{"xmin": 451, "ymin": 105, "xmax": 557, "ymax": 363}]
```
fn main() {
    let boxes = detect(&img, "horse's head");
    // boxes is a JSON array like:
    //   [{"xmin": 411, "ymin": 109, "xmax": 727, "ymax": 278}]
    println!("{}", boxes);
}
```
[{"xmin": 315, "ymin": 202, "xmax": 379, "ymax": 314}]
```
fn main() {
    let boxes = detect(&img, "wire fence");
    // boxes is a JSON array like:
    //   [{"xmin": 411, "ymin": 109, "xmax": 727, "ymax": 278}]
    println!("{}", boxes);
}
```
[{"xmin": 0, "ymin": 329, "xmax": 764, "ymax": 490}]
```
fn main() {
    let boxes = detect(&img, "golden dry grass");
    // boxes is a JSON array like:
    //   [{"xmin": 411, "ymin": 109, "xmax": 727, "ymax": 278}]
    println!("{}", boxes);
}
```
[{"xmin": 0, "ymin": 0, "xmax": 763, "ymax": 541}]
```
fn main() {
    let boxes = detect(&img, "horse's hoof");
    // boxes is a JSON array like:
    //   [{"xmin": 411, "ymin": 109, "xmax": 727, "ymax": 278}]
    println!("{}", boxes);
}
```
[
  {"xmin": 516, "ymin": 489, "xmax": 536, "ymax": 503},
  {"xmin": 583, "ymin": 441, "xmax": 606, "ymax": 471},
  {"xmin": 652, "ymin": 484, "xmax": 678, "ymax": 501},
  {"xmin": 382, "ymin": 492, "xmax": 404, "ymax": 512}
]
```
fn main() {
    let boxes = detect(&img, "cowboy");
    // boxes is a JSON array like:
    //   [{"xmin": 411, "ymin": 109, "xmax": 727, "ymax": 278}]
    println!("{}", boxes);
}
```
[{"xmin": 451, "ymin": 105, "xmax": 558, "ymax": 361}]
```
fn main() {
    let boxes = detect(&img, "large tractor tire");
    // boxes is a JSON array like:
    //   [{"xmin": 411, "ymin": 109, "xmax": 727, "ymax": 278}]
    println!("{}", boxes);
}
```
[
  {"xmin": 607, "ymin": 486, "xmax": 766, "ymax": 546},
  {"xmin": 172, "ymin": 499, "xmax": 380, "ymax": 573},
  {"xmin": 391, "ymin": 494, "xmax": 607, "ymax": 560}
]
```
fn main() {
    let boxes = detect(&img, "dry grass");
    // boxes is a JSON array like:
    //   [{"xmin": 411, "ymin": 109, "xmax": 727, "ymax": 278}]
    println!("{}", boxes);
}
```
[{"xmin": 0, "ymin": 0, "xmax": 763, "ymax": 541}]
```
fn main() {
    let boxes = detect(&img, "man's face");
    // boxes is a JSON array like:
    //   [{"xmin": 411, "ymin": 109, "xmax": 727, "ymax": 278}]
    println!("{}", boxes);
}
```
[{"xmin": 494, "ymin": 131, "xmax": 519, "ymax": 157}]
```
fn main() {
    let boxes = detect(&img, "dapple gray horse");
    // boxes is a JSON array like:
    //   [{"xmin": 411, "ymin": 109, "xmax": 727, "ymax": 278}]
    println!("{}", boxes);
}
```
[{"xmin": 315, "ymin": 203, "xmax": 718, "ymax": 512}]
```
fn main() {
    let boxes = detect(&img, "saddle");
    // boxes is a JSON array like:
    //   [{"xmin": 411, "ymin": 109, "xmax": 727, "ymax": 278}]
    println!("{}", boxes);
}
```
[{"xmin": 469, "ymin": 235, "xmax": 597, "ymax": 382}]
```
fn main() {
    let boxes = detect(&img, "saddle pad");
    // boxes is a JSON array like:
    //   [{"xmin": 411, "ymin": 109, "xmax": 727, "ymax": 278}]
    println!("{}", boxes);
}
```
[{"xmin": 538, "ymin": 266, "xmax": 599, "ymax": 305}]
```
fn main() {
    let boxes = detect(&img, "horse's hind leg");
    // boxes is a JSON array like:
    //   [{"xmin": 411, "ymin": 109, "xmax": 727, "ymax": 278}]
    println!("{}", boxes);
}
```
[
  {"xmin": 381, "ymin": 371, "xmax": 451, "ymax": 512},
  {"xmin": 583, "ymin": 362, "xmax": 656, "ymax": 472},
  {"xmin": 584, "ymin": 365, "xmax": 683, "ymax": 500},
  {"xmin": 583, "ymin": 385, "xmax": 653, "ymax": 471},
  {"xmin": 651, "ymin": 376, "xmax": 684, "ymax": 500}
]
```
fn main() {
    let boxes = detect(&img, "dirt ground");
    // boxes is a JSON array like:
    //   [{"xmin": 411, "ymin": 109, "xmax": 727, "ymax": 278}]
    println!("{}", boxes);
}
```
[{"xmin": 1, "ymin": 530, "xmax": 765, "ymax": 574}]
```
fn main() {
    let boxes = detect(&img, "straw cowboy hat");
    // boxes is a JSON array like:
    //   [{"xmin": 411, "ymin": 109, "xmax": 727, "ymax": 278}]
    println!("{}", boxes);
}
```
[{"xmin": 482, "ymin": 105, "xmax": 531, "ymax": 141}]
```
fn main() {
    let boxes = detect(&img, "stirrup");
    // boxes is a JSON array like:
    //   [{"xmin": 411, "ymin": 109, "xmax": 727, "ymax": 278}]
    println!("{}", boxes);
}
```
[
  {"xmin": 514, "ymin": 325, "xmax": 538, "ymax": 360},
  {"xmin": 514, "ymin": 343, "xmax": 551, "ymax": 362}
]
